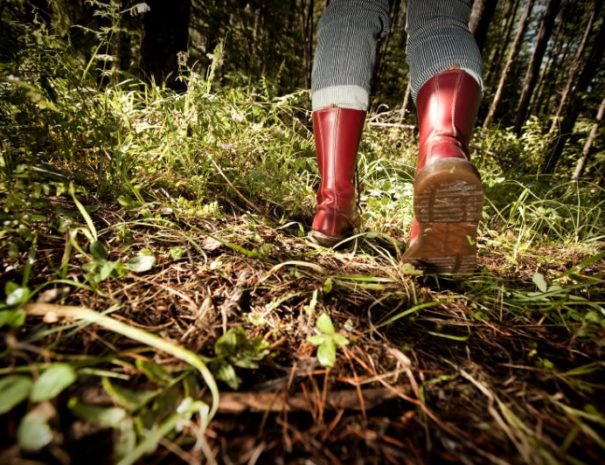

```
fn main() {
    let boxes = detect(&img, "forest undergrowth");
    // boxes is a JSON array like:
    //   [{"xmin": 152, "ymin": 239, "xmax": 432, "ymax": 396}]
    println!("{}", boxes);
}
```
[{"xmin": 1, "ymin": 42, "xmax": 605, "ymax": 465}]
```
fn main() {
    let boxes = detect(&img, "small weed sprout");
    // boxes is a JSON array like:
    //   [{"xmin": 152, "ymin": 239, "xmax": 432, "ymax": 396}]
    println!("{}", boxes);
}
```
[{"xmin": 308, "ymin": 313, "xmax": 350, "ymax": 368}]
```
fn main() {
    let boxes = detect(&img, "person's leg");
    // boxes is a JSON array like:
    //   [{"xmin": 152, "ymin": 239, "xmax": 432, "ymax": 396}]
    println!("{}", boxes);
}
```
[
  {"xmin": 309, "ymin": 0, "xmax": 389, "ymax": 246},
  {"xmin": 405, "ymin": 0, "xmax": 482, "ymax": 100},
  {"xmin": 403, "ymin": 0, "xmax": 484, "ymax": 274}
]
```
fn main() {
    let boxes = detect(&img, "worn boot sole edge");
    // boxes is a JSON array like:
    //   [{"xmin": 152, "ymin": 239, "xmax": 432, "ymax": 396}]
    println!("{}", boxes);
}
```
[
  {"xmin": 404, "ymin": 158, "xmax": 484, "ymax": 275},
  {"xmin": 308, "ymin": 229, "xmax": 351, "ymax": 248}
]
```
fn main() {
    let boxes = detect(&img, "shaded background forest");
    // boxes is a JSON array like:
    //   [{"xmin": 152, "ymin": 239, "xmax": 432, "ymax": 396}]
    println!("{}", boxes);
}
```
[
  {"xmin": 1, "ymin": 2, "xmax": 605, "ymax": 464},
  {"xmin": 1, "ymin": 0, "xmax": 604, "ymax": 179}
]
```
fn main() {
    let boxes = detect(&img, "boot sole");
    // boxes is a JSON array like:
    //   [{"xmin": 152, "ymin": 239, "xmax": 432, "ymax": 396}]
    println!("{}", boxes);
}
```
[
  {"xmin": 404, "ymin": 158, "xmax": 484, "ymax": 275},
  {"xmin": 308, "ymin": 230, "xmax": 350, "ymax": 248}
]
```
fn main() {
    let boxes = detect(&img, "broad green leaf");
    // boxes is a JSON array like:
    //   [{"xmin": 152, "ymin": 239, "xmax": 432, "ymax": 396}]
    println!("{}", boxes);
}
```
[
  {"xmin": 5, "ymin": 285, "xmax": 31, "ymax": 307},
  {"xmin": 97, "ymin": 260, "xmax": 117, "ymax": 282},
  {"xmin": 214, "ymin": 362, "xmax": 240, "ymax": 389},
  {"xmin": 125, "ymin": 252, "xmax": 156, "ymax": 273},
  {"xmin": 333, "ymin": 334, "xmax": 350, "ymax": 347},
  {"xmin": 18, "ymin": 404, "xmax": 54, "ymax": 451},
  {"xmin": 0, "ymin": 309, "xmax": 26, "ymax": 328},
  {"xmin": 135, "ymin": 359, "xmax": 172, "ymax": 385},
  {"xmin": 317, "ymin": 340, "xmax": 336, "ymax": 368},
  {"xmin": 69, "ymin": 399, "xmax": 127, "ymax": 428},
  {"xmin": 307, "ymin": 335, "xmax": 325, "ymax": 346},
  {"xmin": 214, "ymin": 328, "xmax": 243, "ymax": 357},
  {"xmin": 117, "ymin": 195, "xmax": 140, "ymax": 209},
  {"xmin": 90, "ymin": 240, "xmax": 109, "ymax": 260},
  {"xmin": 182, "ymin": 373, "xmax": 199, "ymax": 399},
  {"xmin": 316, "ymin": 313, "xmax": 335, "ymax": 335},
  {"xmin": 232, "ymin": 357, "xmax": 259, "ymax": 369},
  {"xmin": 102, "ymin": 378, "xmax": 157, "ymax": 411},
  {"xmin": 215, "ymin": 327, "xmax": 269, "ymax": 370},
  {"xmin": 323, "ymin": 278, "xmax": 333, "ymax": 294},
  {"xmin": 0, "ymin": 375, "xmax": 33, "ymax": 414},
  {"xmin": 5, "ymin": 281, "xmax": 20, "ymax": 296},
  {"xmin": 532, "ymin": 272, "xmax": 548, "ymax": 292},
  {"xmin": 30, "ymin": 364, "xmax": 77, "ymax": 402},
  {"xmin": 115, "ymin": 418, "xmax": 136, "ymax": 463},
  {"xmin": 146, "ymin": 385, "xmax": 180, "ymax": 422},
  {"xmin": 84, "ymin": 259, "xmax": 117, "ymax": 283},
  {"xmin": 231, "ymin": 339, "xmax": 269, "ymax": 368}
]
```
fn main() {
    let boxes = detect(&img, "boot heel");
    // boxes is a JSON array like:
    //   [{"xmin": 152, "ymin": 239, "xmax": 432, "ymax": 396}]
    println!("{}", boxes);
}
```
[{"xmin": 405, "ymin": 158, "xmax": 484, "ymax": 275}]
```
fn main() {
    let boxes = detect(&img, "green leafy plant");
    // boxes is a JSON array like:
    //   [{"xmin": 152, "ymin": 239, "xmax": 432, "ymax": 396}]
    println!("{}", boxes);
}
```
[
  {"xmin": 0, "ymin": 363, "xmax": 78, "ymax": 451},
  {"xmin": 30, "ymin": 364, "xmax": 77, "ymax": 402},
  {"xmin": 307, "ymin": 313, "xmax": 350, "ymax": 368},
  {"xmin": 211, "ymin": 327, "xmax": 270, "ymax": 389},
  {"xmin": 0, "ymin": 375, "xmax": 33, "ymax": 414},
  {"xmin": 83, "ymin": 241, "xmax": 156, "ymax": 284},
  {"xmin": 0, "ymin": 282, "xmax": 30, "ymax": 328}
]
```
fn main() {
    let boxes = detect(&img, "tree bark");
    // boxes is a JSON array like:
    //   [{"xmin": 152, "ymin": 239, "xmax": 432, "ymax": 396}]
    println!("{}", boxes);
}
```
[
  {"xmin": 485, "ymin": 0, "xmax": 520, "ymax": 88},
  {"xmin": 483, "ymin": 0, "xmax": 535, "ymax": 128},
  {"xmin": 371, "ymin": 0, "xmax": 403, "ymax": 96},
  {"xmin": 140, "ymin": 0, "xmax": 191, "ymax": 91},
  {"xmin": 542, "ymin": 8, "xmax": 605, "ymax": 173},
  {"xmin": 513, "ymin": 0, "xmax": 561, "ymax": 134},
  {"xmin": 530, "ymin": 1, "xmax": 572, "ymax": 118},
  {"xmin": 547, "ymin": 0, "xmax": 603, "ymax": 137},
  {"xmin": 572, "ymin": 95, "xmax": 605, "ymax": 180},
  {"xmin": 400, "ymin": 80, "xmax": 412, "ymax": 120},
  {"xmin": 302, "ymin": 0, "xmax": 315, "ymax": 90},
  {"xmin": 469, "ymin": 0, "xmax": 498, "ymax": 52}
]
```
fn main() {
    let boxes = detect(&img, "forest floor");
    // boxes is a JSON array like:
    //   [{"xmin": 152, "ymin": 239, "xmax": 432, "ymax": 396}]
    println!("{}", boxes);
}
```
[{"xmin": 1, "ymin": 72, "xmax": 605, "ymax": 465}]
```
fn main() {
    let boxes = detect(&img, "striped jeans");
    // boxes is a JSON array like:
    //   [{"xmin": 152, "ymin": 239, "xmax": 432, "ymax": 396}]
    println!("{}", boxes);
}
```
[{"xmin": 311, "ymin": 0, "xmax": 483, "ymax": 111}]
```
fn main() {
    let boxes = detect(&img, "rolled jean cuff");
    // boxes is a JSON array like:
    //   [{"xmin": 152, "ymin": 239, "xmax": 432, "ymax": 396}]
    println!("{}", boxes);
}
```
[{"xmin": 311, "ymin": 85, "xmax": 369, "ymax": 111}]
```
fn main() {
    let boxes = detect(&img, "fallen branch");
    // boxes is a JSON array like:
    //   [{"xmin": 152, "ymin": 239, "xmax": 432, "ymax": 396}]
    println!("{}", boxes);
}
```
[{"xmin": 207, "ymin": 387, "xmax": 399, "ymax": 413}]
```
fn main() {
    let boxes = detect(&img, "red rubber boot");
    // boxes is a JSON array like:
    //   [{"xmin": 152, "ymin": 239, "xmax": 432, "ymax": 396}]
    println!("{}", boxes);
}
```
[
  {"xmin": 309, "ymin": 106, "xmax": 366, "ymax": 247},
  {"xmin": 403, "ymin": 69, "xmax": 484, "ymax": 274}
]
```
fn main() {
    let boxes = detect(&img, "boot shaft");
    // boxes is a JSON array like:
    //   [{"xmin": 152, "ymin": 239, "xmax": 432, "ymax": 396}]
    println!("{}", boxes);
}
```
[
  {"xmin": 312, "ymin": 106, "xmax": 365, "ymax": 198},
  {"xmin": 310, "ymin": 106, "xmax": 365, "ymax": 241},
  {"xmin": 416, "ymin": 69, "xmax": 482, "ymax": 171},
  {"xmin": 405, "ymin": 69, "xmax": 484, "ymax": 274}
]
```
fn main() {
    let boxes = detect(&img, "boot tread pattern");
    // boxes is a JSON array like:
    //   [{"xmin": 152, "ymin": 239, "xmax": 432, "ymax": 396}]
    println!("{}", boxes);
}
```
[{"xmin": 408, "ymin": 161, "xmax": 484, "ymax": 275}]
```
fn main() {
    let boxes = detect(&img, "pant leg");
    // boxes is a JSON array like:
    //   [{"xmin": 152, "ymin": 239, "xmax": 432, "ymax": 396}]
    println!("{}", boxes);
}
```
[
  {"xmin": 311, "ymin": 0, "xmax": 390, "ymax": 111},
  {"xmin": 406, "ymin": 0, "xmax": 482, "ymax": 101}
]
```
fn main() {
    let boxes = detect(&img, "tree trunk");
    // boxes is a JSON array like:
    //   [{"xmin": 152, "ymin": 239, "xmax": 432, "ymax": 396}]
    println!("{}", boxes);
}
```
[
  {"xmin": 542, "ymin": 10, "xmax": 605, "ymax": 174},
  {"xmin": 140, "ymin": 0, "xmax": 191, "ymax": 91},
  {"xmin": 485, "ymin": 0, "xmax": 520, "ymax": 88},
  {"xmin": 513, "ymin": 0, "xmax": 561, "ymax": 134},
  {"xmin": 400, "ymin": 80, "xmax": 412, "ymax": 120},
  {"xmin": 547, "ymin": 0, "xmax": 602, "ymax": 137},
  {"xmin": 302, "ymin": 0, "xmax": 315, "ymax": 90},
  {"xmin": 530, "ymin": 1, "xmax": 571, "ymax": 118},
  {"xmin": 371, "ymin": 0, "xmax": 402, "ymax": 96},
  {"xmin": 469, "ymin": 0, "xmax": 498, "ymax": 52},
  {"xmin": 483, "ymin": 0, "xmax": 535, "ymax": 128},
  {"xmin": 572, "ymin": 95, "xmax": 605, "ymax": 180}
]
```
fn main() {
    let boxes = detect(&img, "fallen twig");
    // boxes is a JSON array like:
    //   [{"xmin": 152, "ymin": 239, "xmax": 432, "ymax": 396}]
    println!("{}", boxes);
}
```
[{"xmin": 206, "ymin": 387, "xmax": 399, "ymax": 413}]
